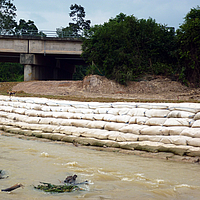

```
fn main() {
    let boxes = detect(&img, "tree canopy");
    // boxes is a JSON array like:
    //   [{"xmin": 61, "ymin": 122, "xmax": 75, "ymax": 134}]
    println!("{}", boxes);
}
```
[
  {"xmin": 82, "ymin": 13, "xmax": 177, "ymax": 84},
  {"xmin": 0, "ymin": 0, "xmax": 17, "ymax": 33},
  {"xmin": 176, "ymin": 6, "xmax": 200, "ymax": 87}
]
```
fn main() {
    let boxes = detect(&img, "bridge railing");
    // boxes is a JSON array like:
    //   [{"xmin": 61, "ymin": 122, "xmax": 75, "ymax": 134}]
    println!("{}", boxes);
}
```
[{"xmin": 0, "ymin": 29, "xmax": 82, "ymax": 38}]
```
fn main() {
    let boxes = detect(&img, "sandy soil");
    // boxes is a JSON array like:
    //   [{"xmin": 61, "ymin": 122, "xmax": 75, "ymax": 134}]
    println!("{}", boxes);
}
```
[{"xmin": 12, "ymin": 75, "xmax": 200, "ymax": 102}]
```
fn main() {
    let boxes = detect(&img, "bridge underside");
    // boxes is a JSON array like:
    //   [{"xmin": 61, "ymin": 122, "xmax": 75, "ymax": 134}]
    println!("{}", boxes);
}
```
[{"xmin": 0, "ymin": 53, "xmax": 86, "ymax": 81}]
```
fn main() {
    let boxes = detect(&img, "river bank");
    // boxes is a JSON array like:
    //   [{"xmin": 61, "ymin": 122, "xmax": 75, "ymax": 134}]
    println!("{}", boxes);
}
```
[{"xmin": 1, "ymin": 95, "xmax": 200, "ymax": 163}]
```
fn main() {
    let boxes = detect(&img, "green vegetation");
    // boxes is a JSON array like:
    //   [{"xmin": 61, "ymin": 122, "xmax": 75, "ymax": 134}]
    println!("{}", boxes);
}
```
[
  {"xmin": 34, "ymin": 182, "xmax": 80, "ymax": 193},
  {"xmin": 0, "ymin": 62, "xmax": 24, "ymax": 82}
]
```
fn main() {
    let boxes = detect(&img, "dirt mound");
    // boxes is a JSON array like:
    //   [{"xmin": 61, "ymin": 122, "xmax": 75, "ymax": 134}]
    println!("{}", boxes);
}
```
[{"xmin": 12, "ymin": 75, "xmax": 200, "ymax": 101}]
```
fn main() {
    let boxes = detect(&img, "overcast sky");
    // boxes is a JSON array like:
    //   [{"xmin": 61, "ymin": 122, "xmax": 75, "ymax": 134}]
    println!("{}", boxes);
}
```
[{"xmin": 14, "ymin": 0, "xmax": 199, "ymax": 31}]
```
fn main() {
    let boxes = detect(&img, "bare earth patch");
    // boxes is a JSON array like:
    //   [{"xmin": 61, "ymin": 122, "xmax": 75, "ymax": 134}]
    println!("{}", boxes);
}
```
[{"xmin": 12, "ymin": 75, "xmax": 200, "ymax": 102}]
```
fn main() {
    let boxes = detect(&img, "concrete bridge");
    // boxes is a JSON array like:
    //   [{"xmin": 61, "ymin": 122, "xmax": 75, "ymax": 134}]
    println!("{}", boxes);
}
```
[{"xmin": 0, "ymin": 35, "xmax": 85, "ymax": 81}]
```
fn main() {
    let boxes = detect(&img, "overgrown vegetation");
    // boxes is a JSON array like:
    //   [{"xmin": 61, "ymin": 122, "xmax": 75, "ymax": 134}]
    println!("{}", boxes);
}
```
[
  {"xmin": 82, "ymin": 6, "xmax": 200, "ymax": 87},
  {"xmin": 0, "ymin": 62, "xmax": 24, "ymax": 82}
]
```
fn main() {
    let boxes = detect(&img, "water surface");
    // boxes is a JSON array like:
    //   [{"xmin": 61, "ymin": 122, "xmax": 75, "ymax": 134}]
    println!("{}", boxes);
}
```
[{"xmin": 0, "ymin": 134, "xmax": 200, "ymax": 200}]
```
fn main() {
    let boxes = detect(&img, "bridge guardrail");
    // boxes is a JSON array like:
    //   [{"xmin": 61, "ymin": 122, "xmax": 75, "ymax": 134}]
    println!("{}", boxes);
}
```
[{"xmin": 0, "ymin": 29, "xmax": 82, "ymax": 38}]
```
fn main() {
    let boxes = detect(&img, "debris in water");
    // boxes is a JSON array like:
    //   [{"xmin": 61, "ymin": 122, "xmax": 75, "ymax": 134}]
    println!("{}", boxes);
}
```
[{"xmin": 1, "ymin": 183, "xmax": 24, "ymax": 192}]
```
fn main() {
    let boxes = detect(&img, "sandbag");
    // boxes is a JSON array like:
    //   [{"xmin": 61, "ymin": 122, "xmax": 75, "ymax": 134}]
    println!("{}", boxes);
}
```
[
  {"xmin": 25, "ymin": 110, "xmax": 43, "ymax": 117},
  {"xmin": 71, "ymin": 119, "xmax": 90, "ymax": 128},
  {"xmin": 116, "ymin": 133, "xmax": 138, "ymax": 142},
  {"xmin": 103, "ymin": 114, "xmax": 114, "ymax": 122},
  {"xmin": 181, "ymin": 128, "xmax": 200, "ymax": 138},
  {"xmin": 136, "ymin": 103, "xmax": 168, "ymax": 109},
  {"xmin": 169, "ymin": 106, "xmax": 200, "ymax": 113},
  {"xmin": 119, "ymin": 124, "xmax": 148, "ymax": 134},
  {"xmin": 110, "ymin": 115, "xmax": 131, "ymax": 123},
  {"xmin": 194, "ymin": 112, "xmax": 200, "ymax": 120},
  {"xmin": 187, "ymin": 138, "xmax": 200, "ymax": 147},
  {"xmin": 145, "ymin": 109, "xmax": 170, "ymax": 118},
  {"xmin": 96, "ymin": 108, "xmax": 109, "ymax": 114},
  {"xmin": 167, "ymin": 111, "xmax": 195, "ymax": 118},
  {"xmin": 39, "ymin": 118, "xmax": 53, "ymax": 124},
  {"xmin": 167, "ymin": 126, "xmax": 186, "ymax": 135},
  {"xmin": 25, "ymin": 117, "xmax": 41, "ymax": 124},
  {"xmin": 191, "ymin": 120, "xmax": 200, "ymax": 128},
  {"xmin": 161, "ymin": 136, "xmax": 190, "ymax": 145},
  {"xmin": 118, "ymin": 108, "xmax": 130, "ymax": 115},
  {"xmin": 59, "ymin": 126, "xmax": 76, "ymax": 135},
  {"xmin": 41, "ymin": 106, "xmax": 51, "ymax": 112},
  {"xmin": 127, "ymin": 108, "xmax": 147, "ymax": 117},
  {"xmin": 108, "ymin": 131, "xmax": 123, "ymax": 141},
  {"xmin": 111, "ymin": 103, "xmax": 135, "ymax": 109},
  {"xmin": 163, "ymin": 118, "xmax": 192, "ymax": 127},
  {"xmin": 140, "ymin": 126, "xmax": 170, "ymax": 136},
  {"xmin": 82, "ymin": 114, "xmax": 95, "ymax": 120},
  {"xmin": 104, "ymin": 122, "xmax": 126, "ymax": 131},
  {"xmin": 145, "ymin": 118, "xmax": 167, "ymax": 126},
  {"xmin": 87, "ymin": 121, "xmax": 107, "ymax": 129},
  {"xmin": 107, "ymin": 108, "xmax": 120, "ymax": 115}
]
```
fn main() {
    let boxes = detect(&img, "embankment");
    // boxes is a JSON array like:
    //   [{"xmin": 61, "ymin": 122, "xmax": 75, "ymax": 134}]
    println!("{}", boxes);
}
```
[{"xmin": 1, "ymin": 95, "xmax": 200, "ymax": 160}]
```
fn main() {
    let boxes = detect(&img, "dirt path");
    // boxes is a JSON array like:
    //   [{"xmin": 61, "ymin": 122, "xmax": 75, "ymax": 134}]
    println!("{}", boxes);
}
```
[{"xmin": 11, "ymin": 75, "xmax": 200, "ymax": 102}]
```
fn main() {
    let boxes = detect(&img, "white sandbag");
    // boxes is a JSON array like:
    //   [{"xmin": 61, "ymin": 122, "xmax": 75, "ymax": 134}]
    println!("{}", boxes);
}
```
[
  {"xmin": 136, "ymin": 117, "xmax": 149, "ymax": 125},
  {"xmin": 67, "ymin": 108, "xmax": 77, "ymax": 113},
  {"xmin": 2, "ymin": 106, "xmax": 13, "ymax": 112},
  {"xmin": 25, "ymin": 117, "xmax": 41, "ymax": 124},
  {"xmin": 25, "ymin": 110, "xmax": 43, "ymax": 117},
  {"xmin": 138, "ymin": 135, "xmax": 162, "ymax": 142},
  {"xmin": 71, "ymin": 103, "xmax": 89, "ymax": 109},
  {"xmin": 42, "ymin": 125, "xmax": 58, "ymax": 132},
  {"xmin": 118, "ymin": 108, "xmax": 130, "ymax": 115},
  {"xmin": 167, "ymin": 126, "xmax": 186, "ymax": 135},
  {"xmin": 107, "ymin": 108, "xmax": 120, "ymax": 115},
  {"xmin": 117, "ymin": 133, "xmax": 138, "ymax": 142},
  {"xmin": 103, "ymin": 114, "xmax": 115, "ymax": 122},
  {"xmin": 194, "ymin": 112, "xmax": 200, "ymax": 120},
  {"xmin": 6, "ymin": 113, "xmax": 18, "ymax": 120},
  {"xmin": 50, "ymin": 107, "xmax": 63, "ymax": 112},
  {"xmin": 15, "ymin": 115, "xmax": 29, "ymax": 122},
  {"xmin": 129, "ymin": 117, "xmax": 136, "ymax": 124},
  {"xmin": 192, "ymin": 120, "xmax": 200, "ymax": 128},
  {"xmin": 39, "ymin": 118, "xmax": 53, "ymax": 124},
  {"xmin": 116, "ymin": 115, "xmax": 131, "ymax": 123},
  {"xmin": 41, "ymin": 106, "xmax": 51, "ymax": 112},
  {"xmin": 104, "ymin": 122, "xmax": 125, "ymax": 131},
  {"xmin": 82, "ymin": 114, "xmax": 95, "ymax": 120},
  {"xmin": 140, "ymin": 126, "xmax": 170, "ymax": 136},
  {"xmin": 12, "ymin": 108, "xmax": 27, "ymax": 115},
  {"xmin": 73, "ymin": 113, "xmax": 84, "ymax": 119},
  {"xmin": 80, "ymin": 109, "xmax": 94, "ymax": 114},
  {"xmin": 52, "ymin": 112, "xmax": 71, "ymax": 119},
  {"xmin": 45, "ymin": 101, "xmax": 59, "ymax": 106},
  {"xmin": 108, "ymin": 131, "xmax": 122, "ymax": 141},
  {"xmin": 59, "ymin": 119, "xmax": 75, "ymax": 126},
  {"xmin": 167, "ymin": 110, "xmax": 195, "ymax": 118},
  {"xmin": 96, "ymin": 108, "xmax": 109, "ymax": 114},
  {"xmin": 30, "ymin": 104, "xmax": 42, "ymax": 111},
  {"xmin": 119, "ymin": 124, "xmax": 148, "ymax": 134},
  {"xmin": 162, "ymin": 136, "xmax": 190, "ymax": 145},
  {"xmin": 145, "ymin": 118, "xmax": 167, "ymax": 126},
  {"xmin": 127, "ymin": 108, "xmax": 147, "ymax": 117},
  {"xmin": 181, "ymin": 128, "xmax": 200, "ymax": 138},
  {"xmin": 129, "ymin": 117, "xmax": 148, "ymax": 125},
  {"xmin": 169, "ymin": 106, "xmax": 200, "ymax": 113},
  {"xmin": 137, "ymin": 103, "xmax": 168, "ymax": 109},
  {"xmin": 40, "ymin": 112, "xmax": 53, "ymax": 118},
  {"xmin": 145, "ymin": 109, "xmax": 170, "ymax": 118},
  {"xmin": 187, "ymin": 138, "xmax": 200, "ymax": 147},
  {"xmin": 111, "ymin": 103, "xmax": 135, "ymax": 109},
  {"xmin": 59, "ymin": 126, "xmax": 76, "ymax": 135},
  {"xmin": 71, "ymin": 127, "xmax": 89, "ymax": 137},
  {"xmin": 0, "ymin": 111, "xmax": 8, "ymax": 118},
  {"xmin": 71, "ymin": 119, "xmax": 90, "ymax": 128},
  {"xmin": 163, "ymin": 118, "xmax": 192, "ymax": 127},
  {"xmin": 87, "ymin": 121, "xmax": 107, "ymax": 129}
]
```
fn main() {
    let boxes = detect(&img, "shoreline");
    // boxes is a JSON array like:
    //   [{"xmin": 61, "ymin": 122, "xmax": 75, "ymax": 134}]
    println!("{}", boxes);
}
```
[{"xmin": 1, "ymin": 131, "xmax": 200, "ymax": 164}]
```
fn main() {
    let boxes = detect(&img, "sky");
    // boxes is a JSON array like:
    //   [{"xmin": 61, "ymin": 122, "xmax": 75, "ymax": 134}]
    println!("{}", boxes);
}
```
[{"xmin": 14, "ymin": 0, "xmax": 199, "ymax": 31}]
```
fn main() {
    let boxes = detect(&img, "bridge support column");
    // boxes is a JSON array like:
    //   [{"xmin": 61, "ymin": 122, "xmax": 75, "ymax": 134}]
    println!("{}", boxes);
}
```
[{"xmin": 24, "ymin": 64, "xmax": 33, "ymax": 81}]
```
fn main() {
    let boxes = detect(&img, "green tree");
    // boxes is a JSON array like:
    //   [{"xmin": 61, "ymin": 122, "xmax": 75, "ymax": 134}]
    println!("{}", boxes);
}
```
[
  {"xmin": 177, "ymin": 6, "xmax": 200, "ymax": 87},
  {"xmin": 0, "ymin": 62, "xmax": 24, "ymax": 82},
  {"xmin": 0, "ymin": 0, "xmax": 17, "ymax": 34},
  {"xmin": 57, "ymin": 4, "xmax": 91, "ymax": 38},
  {"xmin": 82, "ymin": 13, "xmax": 177, "ymax": 84},
  {"xmin": 15, "ymin": 19, "xmax": 45, "ymax": 36}
]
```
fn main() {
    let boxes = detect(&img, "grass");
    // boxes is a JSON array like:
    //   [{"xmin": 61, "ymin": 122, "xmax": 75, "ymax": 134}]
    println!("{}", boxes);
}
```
[{"xmin": 0, "ymin": 81, "xmax": 199, "ymax": 103}]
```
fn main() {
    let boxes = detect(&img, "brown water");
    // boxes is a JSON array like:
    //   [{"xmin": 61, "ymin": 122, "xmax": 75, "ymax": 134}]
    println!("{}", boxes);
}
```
[{"xmin": 0, "ymin": 134, "xmax": 200, "ymax": 200}]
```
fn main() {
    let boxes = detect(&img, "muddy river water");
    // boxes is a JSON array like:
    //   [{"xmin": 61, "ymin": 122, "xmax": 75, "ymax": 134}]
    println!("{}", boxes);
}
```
[{"xmin": 0, "ymin": 134, "xmax": 200, "ymax": 200}]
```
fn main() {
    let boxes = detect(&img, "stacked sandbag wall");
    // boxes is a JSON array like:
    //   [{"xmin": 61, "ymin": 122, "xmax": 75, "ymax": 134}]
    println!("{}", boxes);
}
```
[{"xmin": 0, "ymin": 95, "xmax": 200, "ymax": 157}]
